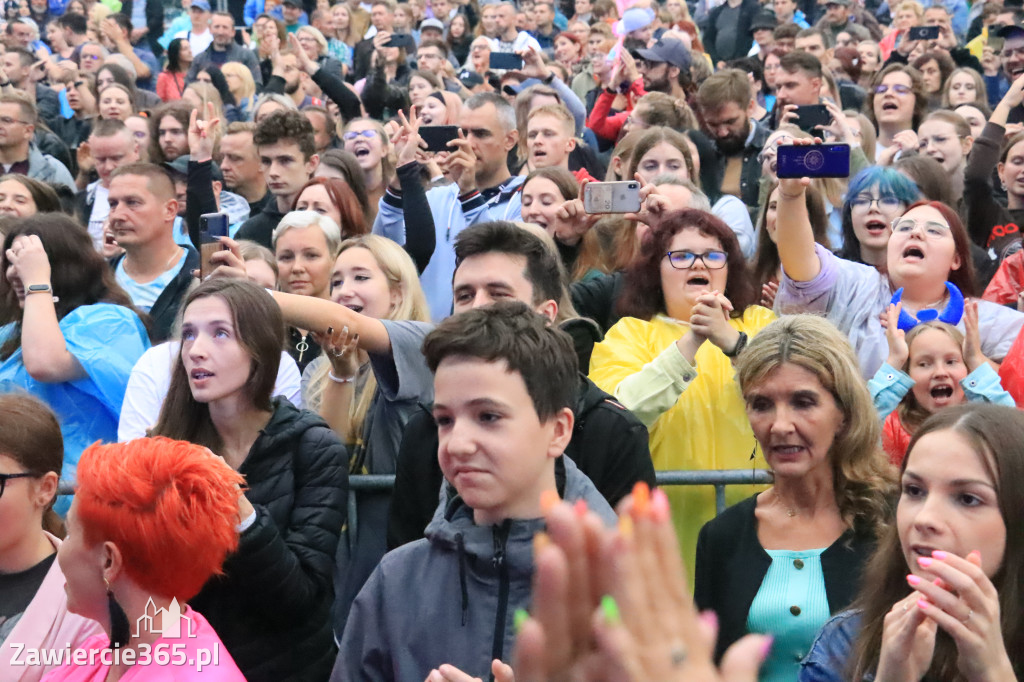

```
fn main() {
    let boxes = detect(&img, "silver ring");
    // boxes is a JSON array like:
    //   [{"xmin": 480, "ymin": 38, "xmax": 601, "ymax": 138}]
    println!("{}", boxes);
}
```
[
  {"xmin": 962, "ymin": 609, "xmax": 973, "ymax": 623},
  {"xmin": 669, "ymin": 644, "xmax": 687, "ymax": 667},
  {"xmin": 903, "ymin": 604, "xmax": 909, "ymax": 612}
]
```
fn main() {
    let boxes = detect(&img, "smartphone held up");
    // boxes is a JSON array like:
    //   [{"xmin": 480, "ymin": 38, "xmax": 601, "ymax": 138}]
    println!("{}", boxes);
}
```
[
  {"xmin": 199, "ymin": 212, "xmax": 230, "ymax": 279},
  {"xmin": 583, "ymin": 181, "xmax": 641, "ymax": 214},
  {"xmin": 775, "ymin": 143, "xmax": 851, "ymax": 179}
]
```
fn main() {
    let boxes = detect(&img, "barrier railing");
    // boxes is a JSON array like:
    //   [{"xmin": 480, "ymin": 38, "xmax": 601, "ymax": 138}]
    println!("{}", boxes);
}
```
[{"xmin": 59, "ymin": 469, "xmax": 775, "ymax": 537}]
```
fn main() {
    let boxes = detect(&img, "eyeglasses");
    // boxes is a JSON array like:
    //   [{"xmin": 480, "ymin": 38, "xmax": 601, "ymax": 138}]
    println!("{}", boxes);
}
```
[
  {"xmin": 0, "ymin": 472, "xmax": 34, "ymax": 499},
  {"xmin": 665, "ymin": 250, "xmax": 728, "ymax": 269},
  {"xmin": 891, "ymin": 218, "xmax": 951, "ymax": 238},
  {"xmin": 757, "ymin": 137, "xmax": 793, "ymax": 165},
  {"xmin": 0, "ymin": 116, "xmax": 29, "ymax": 126},
  {"xmin": 343, "ymin": 130, "xmax": 378, "ymax": 140},
  {"xmin": 82, "ymin": 53, "xmax": 101, "ymax": 61},
  {"xmin": 873, "ymin": 83, "xmax": 912, "ymax": 95},
  {"xmin": 850, "ymin": 194, "xmax": 902, "ymax": 211}
]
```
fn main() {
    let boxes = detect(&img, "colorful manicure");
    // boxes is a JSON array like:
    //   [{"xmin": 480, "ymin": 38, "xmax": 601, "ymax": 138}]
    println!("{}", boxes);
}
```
[
  {"xmin": 931, "ymin": 550, "xmax": 947, "ymax": 560},
  {"xmin": 917, "ymin": 557, "xmax": 933, "ymax": 568},
  {"xmin": 573, "ymin": 499, "xmax": 588, "ymax": 518},
  {"xmin": 759, "ymin": 635, "xmax": 774, "ymax": 659},
  {"xmin": 514, "ymin": 608, "xmax": 529, "ymax": 633},
  {"xmin": 539, "ymin": 489, "xmax": 560, "ymax": 513},
  {"xmin": 906, "ymin": 574, "xmax": 921, "ymax": 586},
  {"xmin": 633, "ymin": 481, "xmax": 650, "ymax": 516},
  {"xmin": 650, "ymin": 488, "xmax": 669, "ymax": 523},
  {"xmin": 600, "ymin": 595, "xmax": 621, "ymax": 625},
  {"xmin": 618, "ymin": 514, "xmax": 634, "ymax": 539},
  {"xmin": 698, "ymin": 610, "xmax": 718, "ymax": 631},
  {"xmin": 533, "ymin": 532, "xmax": 551, "ymax": 555},
  {"xmin": 917, "ymin": 599, "xmax": 930, "ymax": 609}
]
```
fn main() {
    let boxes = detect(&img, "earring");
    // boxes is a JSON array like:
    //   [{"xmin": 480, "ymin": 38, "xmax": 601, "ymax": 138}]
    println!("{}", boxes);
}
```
[{"xmin": 105, "ymin": 578, "xmax": 130, "ymax": 649}]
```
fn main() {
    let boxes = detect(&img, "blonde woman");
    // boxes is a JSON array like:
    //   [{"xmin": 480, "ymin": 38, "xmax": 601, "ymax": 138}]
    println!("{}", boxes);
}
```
[
  {"xmin": 222, "ymin": 62, "xmax": 257, "ymax": 120},
  {"xmin": 296, "ymin": 24, "xmax": 346, "ymax": 80}
]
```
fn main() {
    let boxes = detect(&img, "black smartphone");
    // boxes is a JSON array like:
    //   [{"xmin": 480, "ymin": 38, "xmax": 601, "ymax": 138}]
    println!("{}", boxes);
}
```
[
  {"xmin": 907, "ymin": 25, "xmax": 940, "ymax": 41},
  {"xmin": 793, "ymin": 104, "xmax": 832, "ymax": 134},
  {"xmin": 776, "ymin": 143, "xmax": 851, "ymax": 179},
  {"xmin": 419, "ymin": 125, "xmax": 460, "ymax": 152},
  {"xmin": 489, "ymin": 52, "xmax": 524, "ymax": 70},
  {"xmin": 199, "ymin": 212, "xmax": 230, "ymax": 279},
  {"xmin": 384, "ymin": 32, "xmax": 416, "ymax": 49}
]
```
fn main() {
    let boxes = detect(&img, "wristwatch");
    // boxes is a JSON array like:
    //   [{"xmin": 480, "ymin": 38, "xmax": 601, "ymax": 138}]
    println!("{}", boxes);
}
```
[{"xmin": 723, "ymin": 332, "xmax": 748, "ymax": 358}]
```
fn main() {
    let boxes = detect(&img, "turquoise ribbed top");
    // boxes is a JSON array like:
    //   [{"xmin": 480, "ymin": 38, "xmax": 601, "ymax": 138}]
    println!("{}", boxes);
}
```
[{"xmin": 746, "ymin": 548, "xmax": 830, "ymax": 682}]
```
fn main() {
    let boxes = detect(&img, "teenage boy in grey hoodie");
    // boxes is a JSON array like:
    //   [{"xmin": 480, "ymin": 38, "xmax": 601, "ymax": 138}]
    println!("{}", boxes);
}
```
[{"xmin": 333, "ymin": 302, "xmax": 617, "ymax": 681}]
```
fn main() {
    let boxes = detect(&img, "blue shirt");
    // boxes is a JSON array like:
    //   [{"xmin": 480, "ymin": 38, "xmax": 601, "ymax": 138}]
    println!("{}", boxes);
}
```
[
  {"xmin": 0, "ymin": 304, "xmax": 149, "ymax": 513},
  {"xmin": 748, "ymin": 548, "xmax": 831, "ymax": 682}
]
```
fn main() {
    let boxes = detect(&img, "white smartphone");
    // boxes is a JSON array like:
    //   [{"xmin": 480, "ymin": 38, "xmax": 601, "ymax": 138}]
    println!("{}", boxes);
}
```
[{"xmin": 583, "ymin": 181, "xmax": 641, "ymax": 214}]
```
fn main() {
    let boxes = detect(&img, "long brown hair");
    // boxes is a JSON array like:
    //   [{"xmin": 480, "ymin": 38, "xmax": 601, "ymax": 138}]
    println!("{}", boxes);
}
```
[
  {"xmin": 0, "ymin": 214, "xmax": 140, "ymax": 360},
  {"xmin": 152, "ymin": 279, "xmax": 285, "ymax": 453},
  {"xmin": 617, "ymin": 209, "xmax": 757, "ymax": 321},
  {"xmin": 0, "ymin": 394, "xmax": 64, "ymax": 538},
  {"xmin": 752, "ymin": 181, "xmax": 830, "ymax": 290},
  {"xmin": 851, "ymin": 404, "xmax": 1024, "ymax": 680}
]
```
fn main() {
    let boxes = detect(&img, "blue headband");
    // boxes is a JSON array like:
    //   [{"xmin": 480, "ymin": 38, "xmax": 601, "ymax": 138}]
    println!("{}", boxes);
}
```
[{"xmin": 889, "ymin": 282, "xmax": 964, "ymax": 332}]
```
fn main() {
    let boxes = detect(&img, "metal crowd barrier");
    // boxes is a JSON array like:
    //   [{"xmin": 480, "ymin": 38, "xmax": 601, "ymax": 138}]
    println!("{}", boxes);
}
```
[
  {"xmin": 344, "ymin": 469, "xmax": 775, "ymax": 542},
  {"xmin": 59, "ymin": 469, "xmax": 775, "ymax": 538}
]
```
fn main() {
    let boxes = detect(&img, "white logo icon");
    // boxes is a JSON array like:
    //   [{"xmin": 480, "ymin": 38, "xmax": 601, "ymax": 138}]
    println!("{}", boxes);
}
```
[{"xmin": 133, "ymin": 597, "xmax": 196, "ymax": 639}]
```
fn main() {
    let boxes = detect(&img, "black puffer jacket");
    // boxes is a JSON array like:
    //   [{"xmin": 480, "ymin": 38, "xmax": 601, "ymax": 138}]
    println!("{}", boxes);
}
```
[{"xmin": 190, "ymin": 398, "xmax": 348, "ymax": 682}]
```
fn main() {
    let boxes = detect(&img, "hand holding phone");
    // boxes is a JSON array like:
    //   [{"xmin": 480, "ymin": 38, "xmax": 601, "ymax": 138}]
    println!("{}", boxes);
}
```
[
  {"xmin": 907, "ymin": 25, "xmax": 940, "ymax": 41},
  {"xmin": 199, "ymin": 212, "xmax": 230, "ymax": 279},
  {"xmin": 776, "ymin": 143, "xmax": 850, "ymax": 179},
  {"xmin": 489, "ymin": 52, "xmax": 524, "ymax": 70},
  {"xmin": 418, "ymin": 125, "xmax": 460, "ymax": 153},
  {"xmin": 583, "ymin": 181, "xmax": 641, "ymax": 214},
  {"xmin": 793, "ymin": 104, "xmax": 832, "ymax": 134}
]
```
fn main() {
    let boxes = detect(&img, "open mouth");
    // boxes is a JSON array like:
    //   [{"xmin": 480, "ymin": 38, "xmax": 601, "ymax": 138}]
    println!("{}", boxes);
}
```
[
  {"xmin": 1010, "ymin": 66, "xmax": 1024, "ymax": 78},
  {"xmin": 190, "ymin": 369, "xmax": 214, "ymax": 380},
  {"xmin": 881, "ymin": 101, "xmax": 899, "ymax": 111},
  {"xmin": 686, "ymin": 273, "xmax": 710, "ymax": 286},
  {"xmin": 420, "ymin": 112, "xmax": 434, "ymax": 124},
  {"xmin": 903, "ymin": 245, "xmax": 925, "ymax": 259},
  {"xmin": 344, "ymin": 303, "xmax": 363, "ymax": 313},
  {"xmin": 770, "ymin": 444, "xmax": 805, "ymax": 456},
  {"xmin": 930, "ymin": 384, "xmax": 954, "ymax": 400},
  {"xmin": 864, "ymin": 219, "xmax": 887, "ymax": 235}
]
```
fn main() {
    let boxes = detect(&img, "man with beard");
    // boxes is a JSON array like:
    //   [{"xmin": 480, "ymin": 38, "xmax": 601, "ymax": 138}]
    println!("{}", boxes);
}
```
[
  {"xmin": 635, "ymin": 37, "xmax": 691, "ymax": 100},
  {"xmin": 696, "ymin": 68, "xmax": 771, "ymax": 216}
]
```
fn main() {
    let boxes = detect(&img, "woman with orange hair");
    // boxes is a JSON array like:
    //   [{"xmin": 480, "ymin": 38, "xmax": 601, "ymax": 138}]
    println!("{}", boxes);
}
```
[{"xmin": 45, "ymin": 436, "xmax": 248, "ymax": 681}]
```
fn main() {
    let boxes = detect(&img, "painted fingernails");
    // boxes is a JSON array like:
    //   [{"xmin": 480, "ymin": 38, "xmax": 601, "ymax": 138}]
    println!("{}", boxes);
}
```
[
  {"xmin": 514, "ymin": 608, "xmax": 529, "ymax": 633},
  {"xmin": 533, "ymin": 532, "xmax": 550, "ymax": 556},
  {"xmin": 698, "ymin": 610, "xmax": 718, "ymax": 631},
  {"xmin": 618, "ymin": 514, "xmax": 634, "ymax": 539},
  {"xmin": 573, "ymin": 499, "xmax": 588, "ymax": 518},
  {"xmin": 539, "ymin": 489, "xmax": 560, "ymax": 513},
  {"xmin": 600, "ymin": 595, "xmax": 621, "ymax": 625},
  {"xmin": 917, "ymin": 557, "xmax": 933, "ymax": 568},
  {"xmin": 931, "ymin": 550, "xmax": 948, "ymax": 560},
  {"xmin": 632, "ymin": 481, "xmax": 650, "ymax": 516},
  {"xmin": 917, "ymin": 599, "xmax": 930, "ymax": 609},
  {"xmin": 759, "ymin": 635, "xmax": 774, "ymax": 659},
  {"xmin": 650, "ymin": 488, "xmax": 670, "ymax": 523},
  {"xmin": 906, "ymin": 574, "xmax": 921, "ymax": 586}
]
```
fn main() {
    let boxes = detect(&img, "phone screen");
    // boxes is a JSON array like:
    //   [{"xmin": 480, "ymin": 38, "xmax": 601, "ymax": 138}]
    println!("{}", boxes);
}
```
[{"xmin": 199, "ymin": 213, "xmax": 230, "ymax": 279}]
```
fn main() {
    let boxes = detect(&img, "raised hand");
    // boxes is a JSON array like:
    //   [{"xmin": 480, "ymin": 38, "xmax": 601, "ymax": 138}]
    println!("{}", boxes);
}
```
[
  {"xmin": 760, "ymin": 281, "xmax": 778, "ymax": 309},
  {"xmin": 6, "ymin": 234, "xmax": 51, "ymax": 286},
  {"xmin": 885, "ymin": 302, "xmax": 909, "ymax": 369},
  {"xmin": 390, "ymin": 109, "xmax": 424, "ymax": 171},
  {"xmin": 624, "ymin": 175, "xmax": 673, "ymax": 228},
  {"xmin": 438, "ymin": 130, "xmax": 478, "ymax": 195},
  {"xmin": 516, "ymin": 45, "xmax": 551, "ymax": 81},
  {"xmin": 690, "ymin": 291, "xmax": 739, "ymax": 354},
  {"xmin": 959, "ymin": 299, "xmax": 990, "ymax": 372},
  {"xmin": 314, "ymin": 324, "xmax": 360, "ymax": 380},
  {"xmin": 188, "ymin": 102, "xmax": 220, "ymax": 163},
  {"xmin": 874, "ymin": 591, "xmax": 938, "ymax": 682},
  {"xmin": 907, "ymin": 551, "xmax": 1015, "ymax": 681},
  {"xmin": 288, "ymin": 33, "xmax": 320, "ymax": 75},
  {"xmin": 1000, "ymin": 72, "xmax": 1024, "ymax": 110}
]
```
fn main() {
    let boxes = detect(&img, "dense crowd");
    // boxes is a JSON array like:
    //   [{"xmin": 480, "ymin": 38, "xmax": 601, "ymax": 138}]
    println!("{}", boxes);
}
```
[{"xmin": 1, "ymin": 0, "xmax": 1024, "ymax": 678}]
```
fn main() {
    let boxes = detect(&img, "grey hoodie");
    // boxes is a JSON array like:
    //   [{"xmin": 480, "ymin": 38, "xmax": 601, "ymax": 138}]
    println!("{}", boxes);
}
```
[{"xmin": 333, "ymin": 456, "xmax": 616, "ymax": 681}]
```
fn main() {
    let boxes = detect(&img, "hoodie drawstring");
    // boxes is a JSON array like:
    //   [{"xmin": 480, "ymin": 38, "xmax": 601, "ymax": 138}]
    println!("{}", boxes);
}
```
[{"xmin": 456, "ymin": 532, "xmax": 469, "ymax": 626}]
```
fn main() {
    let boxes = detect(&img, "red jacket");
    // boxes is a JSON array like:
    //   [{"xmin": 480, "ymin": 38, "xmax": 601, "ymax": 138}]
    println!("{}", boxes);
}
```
[{"xmin": 586, "ymin": 79, "xmax": 646, "ymax": 143}]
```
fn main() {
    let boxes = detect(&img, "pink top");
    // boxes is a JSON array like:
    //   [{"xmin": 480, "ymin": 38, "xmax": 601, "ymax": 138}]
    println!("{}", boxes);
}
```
[{"xmin": 41, "ymin": 607, "xmax": 244, "ymax": 682}]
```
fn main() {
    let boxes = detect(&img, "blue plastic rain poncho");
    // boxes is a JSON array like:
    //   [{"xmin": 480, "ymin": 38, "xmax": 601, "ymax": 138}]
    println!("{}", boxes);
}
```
[{"xmin": 0, "ymin": 304, "xmax": 150, "ymax": 513}]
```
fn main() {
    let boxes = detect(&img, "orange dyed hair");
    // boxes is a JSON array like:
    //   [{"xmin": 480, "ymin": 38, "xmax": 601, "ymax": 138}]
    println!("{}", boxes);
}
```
[{"xmin": 75, "ymin": 437, "xmax": 245, "ymax": 601}]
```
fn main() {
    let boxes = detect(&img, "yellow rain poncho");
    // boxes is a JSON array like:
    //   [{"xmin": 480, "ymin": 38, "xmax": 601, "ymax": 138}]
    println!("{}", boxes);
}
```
[{"xmin": 589, "ymin": 308, "xmax": 775, "ymax": 578}]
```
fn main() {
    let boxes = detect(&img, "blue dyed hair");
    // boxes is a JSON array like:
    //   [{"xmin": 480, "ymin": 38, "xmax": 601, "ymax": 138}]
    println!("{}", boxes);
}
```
[{"xmin": 838, "ymin": 166, "xmax": 921, "ymax": 263}]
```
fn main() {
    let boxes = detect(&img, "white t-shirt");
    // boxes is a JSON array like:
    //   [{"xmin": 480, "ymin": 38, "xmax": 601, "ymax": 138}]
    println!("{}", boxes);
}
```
[
  {"xmin": 175, "ymin": 27, "xmax": 214, "ymax": 57},
  {"xmin": 87, "ymin": 182, "xmax": 109, "ymax": 251},
  {"xmin": 117, "ymin": 341, "xmax": 304, "ymax": 441}
]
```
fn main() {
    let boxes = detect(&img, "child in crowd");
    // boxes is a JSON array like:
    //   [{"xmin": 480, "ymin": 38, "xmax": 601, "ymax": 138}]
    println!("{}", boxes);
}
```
[
  {"xmin": 334, "ymin": 301, "xmax": 617, "ymax": 681},
  {"xmin": 870, "ymin": 300, "xmax": 1014, "ymax": 463}
]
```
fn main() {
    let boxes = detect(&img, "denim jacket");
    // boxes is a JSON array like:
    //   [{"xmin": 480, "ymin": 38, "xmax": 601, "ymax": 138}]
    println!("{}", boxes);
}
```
[{"xmin": 799, "ymin": 610, "xmax": 874, "ymax": 682}]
